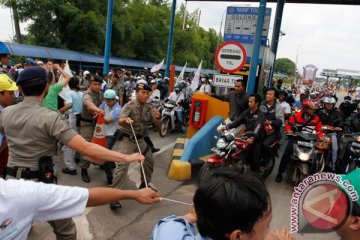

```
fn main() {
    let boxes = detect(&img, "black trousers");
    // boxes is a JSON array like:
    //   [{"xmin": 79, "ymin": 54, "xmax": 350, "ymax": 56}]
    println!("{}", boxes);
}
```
[{"xmin": 278, "ymin": 137, "xmax": 295, "ymax": 173}]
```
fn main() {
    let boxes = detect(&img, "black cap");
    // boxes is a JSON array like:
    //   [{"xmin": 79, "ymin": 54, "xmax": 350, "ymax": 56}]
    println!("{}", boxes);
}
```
[
  {"xmin": 16, "ymin": 66, "xmax": 47, "ymax": 85},
  {"xmin": 92, "ymin": 75, "xmax": 103, "ymax": 83},
  {"xmin": 135, "ymin": 83, "xmax": 151, "ymax": 91}
]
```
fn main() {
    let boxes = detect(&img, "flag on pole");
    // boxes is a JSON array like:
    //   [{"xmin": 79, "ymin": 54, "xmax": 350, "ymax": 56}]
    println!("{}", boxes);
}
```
[
  {"xmin": 177, "ymin": 62, "xmax": 187, "ymax": 82},
  {"xmin": 150, "ymin": 59, "xmax": 164, "ymax": 73},
  {"xmin": 190, "ymin": 60, "xmax": 202, "ymax": 92},
  {"xmin": 58, "ymin": 60, "xmax": 73, "ymax": 99}
]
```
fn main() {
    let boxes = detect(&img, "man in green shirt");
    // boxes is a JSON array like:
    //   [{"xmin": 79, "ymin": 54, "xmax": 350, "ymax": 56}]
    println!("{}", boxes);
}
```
[{"xmin": 43, "ymin": 63, "xmax": 70, "ymax": 110}]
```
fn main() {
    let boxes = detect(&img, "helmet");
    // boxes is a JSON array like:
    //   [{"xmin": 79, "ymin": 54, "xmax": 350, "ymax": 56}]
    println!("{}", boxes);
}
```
[
  {"xmin": 302, "ymin": 99, "xmax": 316, "ymax": 112},
  {"xmin": 164, "ymin": 77, "xmax": 169, "ymax": 81},
  {"xmin": 340, "ymin": 101, "xmax": 355, "ymax": 117},
  {"xmin": 150, "ymin": 79, "xmax": 157, "ymax": 85},
  {"xmin": 344, "ymin": 95, "xmax": 352, "ymax": 101},
  {"xmin": 156, "ymin": 78, "xmax": 163, "ymax": 85},
  {"xmin": 357, "ymin": 103, "xmax": 360, "ymax": 110},
  {"xmin": 83, "ymin": 70, "xmax": 91, "ymax": 77},
  {"xmin": 137, "ymin": 79, "xmax": 147, "ymax": 85},
  {"xmin": 264, "ymin": 124, "xmax": 275, "ymax": 135},
  {"xmin": 323, "ymin": 97, "xmax": 336, "ymax": 105},
  {"xmin": 179, "ymin": 80, "xmax": 187, "ymax": 89}
]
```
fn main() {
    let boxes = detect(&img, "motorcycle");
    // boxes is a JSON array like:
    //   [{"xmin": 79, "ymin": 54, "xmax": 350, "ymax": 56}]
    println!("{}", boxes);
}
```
[
  {"xmin": 343, "ymin": 133, "xmax": 360, "ymax": 173},
  {"xmin": 199, "ymin": 130, "xmax": 278, "ymax": 183},
  {"xmin": 285, "ymin": 128, "xmax": 328, "ymax": 184}
]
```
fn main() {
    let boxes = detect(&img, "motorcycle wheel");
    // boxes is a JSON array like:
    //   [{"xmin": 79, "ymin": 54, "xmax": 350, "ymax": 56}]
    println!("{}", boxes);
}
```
[
  {"xmin": 198, "ymin": 162, "xmax": 216, "ymax": 185},
  {"xmin": 260, "ymin": 155, "xmax": 275, "ymax": 179},
  {"xmin": 159, "ymin": 118, "xmax": 170, "ymax": 137}
]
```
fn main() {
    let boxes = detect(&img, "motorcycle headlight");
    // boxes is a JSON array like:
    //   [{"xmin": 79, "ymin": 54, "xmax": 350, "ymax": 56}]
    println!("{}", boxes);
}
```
[
  {"xmin": 216, "ymin": 139, "xmax": 227, "ymax": 150},
  {"xmin": 294, "ymin": 145, "xmax": 312, "ymax": 161}
]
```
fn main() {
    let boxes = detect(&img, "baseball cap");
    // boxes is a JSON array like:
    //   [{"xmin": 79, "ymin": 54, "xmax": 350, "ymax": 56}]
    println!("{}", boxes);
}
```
[
  {"xmin": 135, "ymin": 83, "xmax": 151, "ymax": 91},
  {"xmin": 0, "ymin": 53, "xmax": 10, "ymax": 58},
  {"xmin": 24, "ymin": 58, "xmax": 36, "ymax": 66},
  {"xmin": 0, "ymin": 74, "xmax": 18, "ymax": 92},
  {"xmin": 16, "ymin": 66, "xmax": 47, "ymax": 85},
  {"xmin": 92, "ymin": 75, "xmax": 103, "ymax": 83},
  {"xmin": 104, "ymin": 89, "xmax": 118, "ymax": 100}
]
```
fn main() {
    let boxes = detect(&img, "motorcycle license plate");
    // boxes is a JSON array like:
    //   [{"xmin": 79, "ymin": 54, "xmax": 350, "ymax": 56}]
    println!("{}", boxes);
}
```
[
  {"xmin": 211, "ymin": 147, "xmax": 223, "ymax": 156},
  {"xmin": 297, "ymin": 141, "xmax": 313, "ymax": 148}
]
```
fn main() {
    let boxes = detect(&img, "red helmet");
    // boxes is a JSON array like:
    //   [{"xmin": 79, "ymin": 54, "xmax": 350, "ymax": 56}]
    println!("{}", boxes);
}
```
[
  {"xmin": 302, "ymin": 99, "xmax": 316, "ymax": 112},
  {"xmin": 264, "ymin": 124, "xmax": 275, "ymax": 135}
]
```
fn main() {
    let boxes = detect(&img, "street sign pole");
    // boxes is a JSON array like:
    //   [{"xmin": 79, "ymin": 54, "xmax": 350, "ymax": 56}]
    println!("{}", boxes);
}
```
[
  {"xmin": 165, "ymin": 0, "xmax": 176, "ymax": 78},
  {"xmin": 248, "ymin": 0, "xmax": 268, "ymax": 94},
  {"xmin": 103, "ymin": 0, "xmax": 114, "ymax": 76}
]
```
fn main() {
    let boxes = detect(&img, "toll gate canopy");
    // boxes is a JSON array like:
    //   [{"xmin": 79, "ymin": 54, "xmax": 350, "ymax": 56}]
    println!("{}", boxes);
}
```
[{"xmin": 186, "ymin": 0, "xmax": 360, "ymax": 5}]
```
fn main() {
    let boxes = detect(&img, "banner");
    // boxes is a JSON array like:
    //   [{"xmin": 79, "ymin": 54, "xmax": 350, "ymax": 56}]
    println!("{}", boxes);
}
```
[
  {"xmin": 150, "ymin": 59, "xmax": 164, "ymax": 73},
  {"xmin": 58, "ymin": 61, "xmax": 73, "ymax": 100},
  {"xmin": 190, "ymin": 60, "xmax": 202, "ymax": 92},
  {"xmin": 177, "ymin": 62, "xmax": 187, "ymax": 82}
]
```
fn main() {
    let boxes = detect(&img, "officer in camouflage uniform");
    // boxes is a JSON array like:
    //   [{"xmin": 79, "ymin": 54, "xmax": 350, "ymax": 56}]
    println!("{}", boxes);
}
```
[{"xmin": 110, "ymin": 82, "xmax": 161, "ymax": 210}]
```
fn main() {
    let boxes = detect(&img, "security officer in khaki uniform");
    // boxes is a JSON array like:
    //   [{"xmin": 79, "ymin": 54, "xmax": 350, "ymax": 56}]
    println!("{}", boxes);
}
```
[
  {"xmin": 110, "ymin": 82, "xmax": 161, "ymax": 210},
  {"xmin": 79, "ymin": 75, "xmax": 105, "ymax": 183},
  {"xmin": 0, "ymin": 66, "xmax": 144, "ymax": 240}
]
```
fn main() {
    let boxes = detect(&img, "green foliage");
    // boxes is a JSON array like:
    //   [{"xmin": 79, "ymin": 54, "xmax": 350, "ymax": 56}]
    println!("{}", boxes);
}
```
[
  {"xmin": 274, "ymin": 58, "xmax": 296, "ymax": 76},
  {"xmin": 0, "ymin": 0, "xmax": 221, "ymax": 68}
]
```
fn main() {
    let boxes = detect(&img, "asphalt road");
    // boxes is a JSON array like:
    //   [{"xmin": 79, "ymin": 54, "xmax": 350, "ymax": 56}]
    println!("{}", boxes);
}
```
[{"xmin": 29, "ymin": 92, "xmax": 350, "ymax": 240}]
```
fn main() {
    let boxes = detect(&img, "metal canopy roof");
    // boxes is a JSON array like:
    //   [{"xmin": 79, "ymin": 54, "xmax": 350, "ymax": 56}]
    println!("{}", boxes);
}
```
[
  {"xmin": 0, "ymin": 42, "xmax": 217, "ymax": 74},
  {"xmin": 186, "ymin": 0, "xmax": 360, "ymax": 5}
]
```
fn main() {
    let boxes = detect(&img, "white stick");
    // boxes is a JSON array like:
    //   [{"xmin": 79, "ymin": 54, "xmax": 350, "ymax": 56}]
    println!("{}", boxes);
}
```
[
  {"xmin": 129, "ymin": 122, "xmax": 148, "ymax": 188},
  {"xmin": 160, "ymin": 197, "xmax": 191, "ymax": 206}
]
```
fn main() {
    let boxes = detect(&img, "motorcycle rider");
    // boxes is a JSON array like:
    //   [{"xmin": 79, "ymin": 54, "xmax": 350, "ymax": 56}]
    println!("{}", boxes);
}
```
[
  {"xmin": 198, "ymin": 75, "xmax": 212, "ymax": 94},
  {"xmin": 259, "ymin": 88, "xmax": 284, "ymax": 149},
  {"xmin": 340, "ymin": 103, "xmax": 360, "ymax": 172},
  {"xmin": 318, "ymin": 96, "xmax": 343, "ymax": 171},
  {"xmin": 148, "ymin": 80, "xmax": 161, "ymax": 103},
  {"xmin": 167, "ymin": 84, "xmax": 185, "ymax": 133},
  {"xmin": 222, "ymin": 94, "xmax": 266, "ymax": 172},
  {"xmin": 275, "ymin": 100, "xmax": 324, "ymax": 183}
]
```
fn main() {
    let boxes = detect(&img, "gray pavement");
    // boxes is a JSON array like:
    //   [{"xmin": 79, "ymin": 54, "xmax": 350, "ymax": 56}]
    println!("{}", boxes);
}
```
[{"xmin": 28, "ymin": 91, "xmax": 350, "ymax": 240}]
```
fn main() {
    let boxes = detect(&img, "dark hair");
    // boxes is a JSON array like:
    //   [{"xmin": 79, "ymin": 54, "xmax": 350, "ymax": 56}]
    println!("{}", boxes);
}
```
[
  {"xmin": 235, "ymin": 79, "xmax": 246, "ymax": 88},
  {"xmin": 351, "ymin": 202, "xmax": 360, "ymax": 217},
  {"xmin": 68, "ymin": 77, "xmax": 80, "ymax": 90},
  {"xmin": 249, "ymin": 94, "xmax": 262, "ymax": 104},
  {"xmin": 46, "ymin": 58, "xmax": 53, "ymax": 63},
  {"xmin": 194, "ymin": 168, "xmax": 270, "ymax": 239},
  {"xmin": 266, "ymin": 87, "xmax": 278, "ymax": 98},
  {"xmin": 20, "ymin": 78, "xmax": 48, "ymax": 96}
]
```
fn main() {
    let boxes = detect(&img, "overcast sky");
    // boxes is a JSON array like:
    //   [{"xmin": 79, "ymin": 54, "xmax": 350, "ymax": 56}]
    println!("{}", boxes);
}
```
[{"xmin": 1, "ymin": 2, "xmax": 360, "ymax": 73}]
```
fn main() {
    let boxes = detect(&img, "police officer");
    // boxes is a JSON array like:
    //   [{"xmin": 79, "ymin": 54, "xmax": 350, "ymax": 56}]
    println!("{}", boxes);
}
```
[
  {"xmin": 110, "ymin": 82, "xmax": 161, "ymax": 210},
  {"xmin": 0, "ymin": 66, "xmax": 144, "ymax": 240},
  {"xmin": 79, "ymin": 74, "xmax": 104, "ymax": 183}
]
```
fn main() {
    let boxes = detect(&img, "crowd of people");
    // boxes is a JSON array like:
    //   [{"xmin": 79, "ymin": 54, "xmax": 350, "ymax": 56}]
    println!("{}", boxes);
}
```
[{"xmin": 1, "ymin": 53, "xmax": 360, "ymax": 240}]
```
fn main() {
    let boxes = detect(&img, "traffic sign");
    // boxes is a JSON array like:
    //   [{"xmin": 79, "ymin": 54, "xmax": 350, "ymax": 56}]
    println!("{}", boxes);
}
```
[
  {"xmin": 215, "ymin": 41, "xmax": 246, "ymax": 73},
  {"xmin": 213, "ymin": 74, "xmax": 243, "ymax": 88}
]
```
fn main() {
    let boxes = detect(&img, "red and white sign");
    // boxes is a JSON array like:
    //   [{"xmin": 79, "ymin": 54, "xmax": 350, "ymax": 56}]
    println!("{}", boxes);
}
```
[{"xmin": 215, "ymin": 41, "xmax": 246, "ymax": 73}]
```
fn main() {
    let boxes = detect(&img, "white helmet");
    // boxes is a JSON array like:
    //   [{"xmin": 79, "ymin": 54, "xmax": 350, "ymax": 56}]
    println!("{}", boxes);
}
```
[{"xmin": 323, "ymin": 97, "xmax": 336, "ymax": 104}]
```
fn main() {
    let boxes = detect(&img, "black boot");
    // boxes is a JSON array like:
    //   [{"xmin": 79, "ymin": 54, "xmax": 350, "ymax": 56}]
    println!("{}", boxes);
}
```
[
  {"xmin": 110, "ymin": 201, "xmax": 122, "ymax": 210},
  {"xmin": 144, "ymin": 136, "xmax": 154, "ymax": 148},
  {"xmin": 81, "ymin": 168, "xmax": 90, "ymax": 183}
]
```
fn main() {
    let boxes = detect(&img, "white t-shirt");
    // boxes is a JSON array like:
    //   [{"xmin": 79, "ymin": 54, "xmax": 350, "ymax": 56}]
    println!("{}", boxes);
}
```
[
  {"xmin": 280, "ymin": 101, "xmax": 291, "ymax": 115},
  {"xmin": 0, "ymin": 178, "xmax": 89, "ymax": 240},
  {"xmin": 168, "ymin": 92, "xmax": 185, "ymax": 111},
  {"xmin": 199, "ymin": 84, "xmax": 211, "ymax": 94},
  {"xmin": 148, "ymin": 89, "xmax": 161, "ymax": 103}
]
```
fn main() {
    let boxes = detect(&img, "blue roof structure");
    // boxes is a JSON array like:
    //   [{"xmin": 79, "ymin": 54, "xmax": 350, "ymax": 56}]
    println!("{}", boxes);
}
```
[{"xmin": 0, "ymin": 42, "xmax": 217, "ymax": 75}]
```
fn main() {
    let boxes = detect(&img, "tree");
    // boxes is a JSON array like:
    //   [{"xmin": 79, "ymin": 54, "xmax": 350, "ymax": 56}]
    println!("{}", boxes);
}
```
[
  {"xmin": 274, "ymin": 58, "xmax": 296, "ymax": 76},
  {"xmin": 0, "ymin": 0, "xmax": 221, "ymax": 68}
]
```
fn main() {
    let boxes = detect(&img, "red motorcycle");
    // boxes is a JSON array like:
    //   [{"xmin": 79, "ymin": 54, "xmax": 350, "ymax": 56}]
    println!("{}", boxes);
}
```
[{"xmin": 199, "ymin": 130, "xmax": 278, "ymax": 183}]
